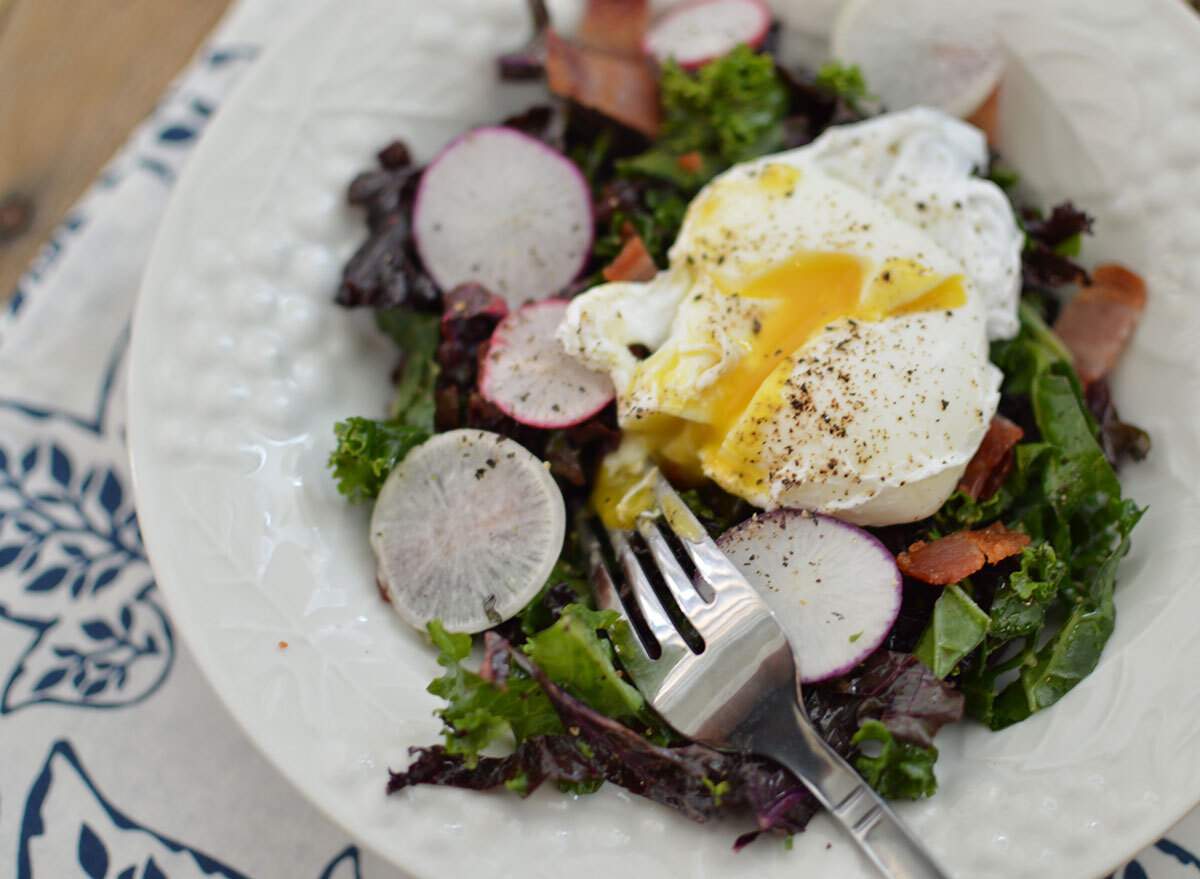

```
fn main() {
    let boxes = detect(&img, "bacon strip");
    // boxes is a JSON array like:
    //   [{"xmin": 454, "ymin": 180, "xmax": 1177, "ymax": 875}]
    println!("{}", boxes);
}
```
[
  {"xmin": 1052, "ymin": 263, "xmax": 1147, "ymax": 389},
  {"xmin": 578, "ymin": 0, "xmax": 649, "ymax": 53},
  {"xmin": 602, "ymin": 234, "xmax": 658, "ymax": 282},
  {"xmin": 966, "ymin": 82, "xmax": 1001, "ymax": 147},
  {"xmin": 546, "ymin": 30, "xmax": 662, "ymax": 138},
  {"xmin": 897, "ymin": 522, "xmax": 1031, "ymax": 586},
  {"xmin": 957, "ymin": 414, "xmax": 1024, "ymax": 500}
]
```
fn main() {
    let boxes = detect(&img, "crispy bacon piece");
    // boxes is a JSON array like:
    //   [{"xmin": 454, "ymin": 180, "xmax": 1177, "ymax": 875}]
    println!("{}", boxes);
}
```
[
  {"xmin": 676, "ymin": 151, "xmax": 704, "ymax": 173},
  {"xmin": 897, "ymin": 522, "xmax": 1031, "ymax": 586},
  {"xmin": 602, "ymin": 234, "xmax": 658, "ymax": 282},
  {"xmin": 1052, "ymin": 263, "xmax": 1147, "ymax": 389},
  {"xmin": 578, "ymin": 0, "xmax": 649, "ymax": 53},
  {"xmin": 966, "ymin": 82, "xmax": 1001, "ymax": 146},
  {"xmin": 545, "ymin": 30, "xmax": 663, "ymax": 137},
  {"xmin": 957, "ymin": 414, "xmax": 1024, "ymax": 499}
]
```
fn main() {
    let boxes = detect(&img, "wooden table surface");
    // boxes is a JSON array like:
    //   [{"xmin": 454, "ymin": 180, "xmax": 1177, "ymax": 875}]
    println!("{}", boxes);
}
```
[{"xmin": 0, "ymin": 0, "xmax": 234, "ymax": 299}]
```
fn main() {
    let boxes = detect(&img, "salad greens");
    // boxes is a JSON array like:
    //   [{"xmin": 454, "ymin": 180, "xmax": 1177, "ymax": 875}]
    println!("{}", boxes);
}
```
[
  {"xmin": 331, "ymin": 23, "xmax": 1147, "ymax": 848},
  {"xmin": 851, "ymin": 720, "xmax": 937, "ymax": 800},
  {"xmin": 621, "ymin": 45, "xmax": 788, "ymax": 191},
  {"xmin": 375, "ymin": 307, "xmax": 439, "ymax": 429},
  {"xmin": 922, "ymin": 303, "xmax": 1143, "ymax": 728},
  {"xmin": 813, "ymin": 61, "xmax": 872, "ymax": 113},
  {"xmin": 328, "ymin": 308, "xmax": 440, "ymax": 500},
  {"xmin": 328, "ymin": 418, "xmax": 429, "ymax": 502}
]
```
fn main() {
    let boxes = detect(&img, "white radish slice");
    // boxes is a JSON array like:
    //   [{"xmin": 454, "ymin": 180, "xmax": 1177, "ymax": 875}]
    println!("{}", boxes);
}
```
[
  {"xmin": 717, "ymin": 510, "xmax": 901, "ymax": 683},
  {"xmin": 370, "ymin": 429, "xmax": 566, "ymax": 634},
  {"xmin": 480, "ymin": 299, "xmax": 615, "ymax": 429},
  {"xmin": 644, "ymin": 0, "xmax": 772, "ymax": 70},
  {"xmin": 830, "ymin": 0, "xmax": 1005, "ymax": 120},
  {"xmin": 413, "ymin": 127, "xmax": 592, "ymax": 309}
]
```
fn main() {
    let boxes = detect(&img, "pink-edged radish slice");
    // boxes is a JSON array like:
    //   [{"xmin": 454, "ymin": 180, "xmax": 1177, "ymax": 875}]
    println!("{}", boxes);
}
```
[
  {"xmin": 370, "ymin": 429, "xmax": 566, "ymax": 634},
  {"xmin": 644, "ymin": 0, "xmax": 772, "ymax": 70},
  {"xmin": 480, "ymin": 299, "xmax": 615, "ymax": 429},
  {"xmin": 717, "ymin": 510, "xmax": 901, "ymax": 683},
  {"xmin": 413, "ymin": 127, "xmax": 592, "ymax": 309}
]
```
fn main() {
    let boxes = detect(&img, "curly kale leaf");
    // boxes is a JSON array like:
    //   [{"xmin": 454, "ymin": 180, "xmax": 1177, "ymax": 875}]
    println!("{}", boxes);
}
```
[
  {"xmin": 425, "ymin": 621, "xmax": 561, "ymax": 759},
  {"xmin": 950, "ymin": 306, "xmax": 1144, "ymax": 728},
  {"xmin": 327, "ymin": 417, "xmax": 429, "ymax": 502},
  {"xmin": 851, "ymin": 720, "xmax": 937, "ymax": 800},
  {"xmin": 813, "ymin": 61, "xmax": 873, "ymax": 113},
  {"xmin": 328, "ymin": 307, "xmax": 440, "ymax": 500},
  {"xmin": 620, "ymin": 45, "xmax": 788, "ymax": 191}
]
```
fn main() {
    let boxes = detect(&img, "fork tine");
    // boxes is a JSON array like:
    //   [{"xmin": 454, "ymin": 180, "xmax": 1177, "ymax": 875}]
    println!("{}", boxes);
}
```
[
  {"xmin": 636, "ymin": 517, "xmax": 709, "ymax": 618},
  {"xmin": 578, "ymin": 518, "xmax": 659, "ymax": 671},
  {"xmin": 654, "ymin": 475, "xmax": 761, "ymax": 599},
  {"xmin": 608, "ymin": 527, "xmax": 690, "ymax": 656}
]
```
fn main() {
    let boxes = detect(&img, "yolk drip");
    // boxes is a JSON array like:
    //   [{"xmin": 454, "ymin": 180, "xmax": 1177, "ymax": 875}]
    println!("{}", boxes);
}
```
[{"xmin": 592, "ymin": 251, "xmax": 965, "ymax": 528}]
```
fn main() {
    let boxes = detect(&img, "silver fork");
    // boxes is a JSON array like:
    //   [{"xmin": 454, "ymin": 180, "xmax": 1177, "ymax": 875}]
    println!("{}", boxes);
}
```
[{"xmin": 580, "ymin": 473, "xmax": 951, "ymax": 879}]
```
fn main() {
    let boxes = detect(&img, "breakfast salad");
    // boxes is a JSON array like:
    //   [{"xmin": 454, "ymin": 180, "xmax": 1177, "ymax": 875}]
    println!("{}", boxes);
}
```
[{"xmin": 327, "ymin": 0, "xmax": 1148, "ymax": 848}]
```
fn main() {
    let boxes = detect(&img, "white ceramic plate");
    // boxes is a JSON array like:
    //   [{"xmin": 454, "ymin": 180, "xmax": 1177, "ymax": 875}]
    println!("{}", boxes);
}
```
[{"xmin": 128, "ymin": 1, "xmax": 1200, "ymax": 876}]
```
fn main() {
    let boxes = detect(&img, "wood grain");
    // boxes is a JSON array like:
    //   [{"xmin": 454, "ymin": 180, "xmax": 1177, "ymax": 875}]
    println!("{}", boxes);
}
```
[{"xmin": 0, "ymin": 0, "xmax": 233, "ymax": 298}]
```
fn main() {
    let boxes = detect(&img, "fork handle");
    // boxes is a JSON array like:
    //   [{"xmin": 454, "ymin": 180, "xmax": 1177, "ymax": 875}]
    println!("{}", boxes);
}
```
[{"xmin": 751, "ymin": 699, "xmax": 952, "ymax": 879}]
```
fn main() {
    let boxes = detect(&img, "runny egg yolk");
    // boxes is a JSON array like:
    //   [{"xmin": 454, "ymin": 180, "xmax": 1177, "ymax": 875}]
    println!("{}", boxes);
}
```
[{"xmin": 592, "ymin": 250, "xmax": 966, "ymax": 528}]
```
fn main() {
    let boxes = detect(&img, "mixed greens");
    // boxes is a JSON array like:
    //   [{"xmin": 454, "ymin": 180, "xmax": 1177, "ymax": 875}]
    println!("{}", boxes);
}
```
[{"xmin": 328, "ymin": 32, "xmax": 1146, "ymax": 848}]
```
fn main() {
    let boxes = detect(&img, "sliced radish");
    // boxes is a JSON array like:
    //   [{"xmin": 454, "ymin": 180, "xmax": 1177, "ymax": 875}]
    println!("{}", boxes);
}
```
[
  {"xmin": 717, "ymin": 510, "xmax": 901, "ymax": 683},
  {"xmin": 413, "ymin": 127, "xmax": 592, "ymax": 309},
  {"xmin": 480, "ymin": 299, "xmax": 615, "ymax": 429},
  {"xmin": 370, "ymin": 429, "xmax": 566, "ymax": 634},
  {"xmin": 644, "ymin": 0, "xmax": 772, "ymax": 70},
  {"xmin": 830, "ymin": 0, "xmax": 1005, "ymax": 120}
]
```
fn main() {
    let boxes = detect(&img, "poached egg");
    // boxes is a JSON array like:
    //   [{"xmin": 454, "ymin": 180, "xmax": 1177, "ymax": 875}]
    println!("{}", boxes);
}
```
[{"xmin": 559, "ymin": 108, "xmax": 1023, "ymax": 527}]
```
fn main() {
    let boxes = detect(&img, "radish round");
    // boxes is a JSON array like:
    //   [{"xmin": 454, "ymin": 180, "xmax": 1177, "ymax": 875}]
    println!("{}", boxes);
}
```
[
  {"xmin": 413, "ymin": 127, "xmax": 593, "ymax": 309},
  {"xmin": 480, "ymin": 299, "xmax": 615, "ymax": 429},
  {"xmin": 644, "ymin": 0, "xmax": 772, "ymax": 70},
  {"xmin": 370, "ymin": 429, "xmax": 566, "ymax": 634},
  {"xmin": 830, "ymin": 0, "xmax": 1005, "ymax": 119},
  {"xmin": 717, "ymin": 510, "xmax": 901, "ymax": 683}
]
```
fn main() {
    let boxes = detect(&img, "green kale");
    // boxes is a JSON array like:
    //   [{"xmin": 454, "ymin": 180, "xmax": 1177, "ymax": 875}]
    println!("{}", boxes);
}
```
[
  {"xmin": 990, "ymin": 301, "xmax": 1078, "ymax": 400},
  {"xmin": 986, "ymin": 541, "xmax": 1126, "ymax": 728},
  {"xmin": 620, "ymin": 45, "xmax": 788, "ymax": 191},
  {"xmin": 913, "ymin": 583, "xmax": 990, "ymax": 679},
  {"xmin": 515, "ymin": 554, "xmax": 592, "ymax": 637},
  {"xmin": 328, "ymin": 307, "xmax": 440, "ymax": 501},
  {"xmin": 522, "ymin": 605, "xmax": 652, "ymax": 727},
  {"xmin": 593, "ymin": 187, "xmax": 689, "ymax": 269},
  {"xmin": 852, "ymin": 720, "xmax": 938, "ymax": 800},
  {"xmin": 987, "ymin": 542, "xmax": 1067, "ymax": 641},
  {"xmin": 426, "ymin": 621, "xmax": 561, "ymax": 760},
  {"xmin": 677, "ymin": 483, "xmax": 756, "ymax": 538},
  {"xmin": 814, "ymin": 61, "xmax": 872, "ymax": 113},
  {"xmin": 375, "ymin": 307, "xmax": 440, "ymax": 431},
  {"xmin": 987, "ymin": 161, "xmax": 1020, "ymax": 195},
  {"xmin": 953, "ymin": 306, "xmax": 1144, "ymax": 728},
  {"xmin": 424, "ymin": 601, "xmax": 668, "ymax": 763},
  {"xmin": 933, "ymin": 487, "xmax": 1012, "ymax": 531},
  {"xmin": 327, "ymin": 417, "xmax": 429, "ymax": 502}
]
